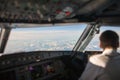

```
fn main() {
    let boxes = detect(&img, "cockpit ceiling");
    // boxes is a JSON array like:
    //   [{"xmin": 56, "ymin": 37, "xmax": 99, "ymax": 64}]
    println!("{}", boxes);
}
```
[{"xmin": 0, "ymin": 0, "xmax": 120, "ymax": 25}]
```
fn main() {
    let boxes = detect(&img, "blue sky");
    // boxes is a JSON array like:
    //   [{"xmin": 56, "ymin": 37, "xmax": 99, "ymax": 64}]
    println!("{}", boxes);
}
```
[
  {"xmin": 101, "ymin": 26, "xmax": 120, "ymax": 32},
  {"xmin": 12, "ymin": 23, "xmax": 87, "ymax": 31},
  {"xmin": 9, "ymin": 24, "xmax": 87, "ymax": 41}
]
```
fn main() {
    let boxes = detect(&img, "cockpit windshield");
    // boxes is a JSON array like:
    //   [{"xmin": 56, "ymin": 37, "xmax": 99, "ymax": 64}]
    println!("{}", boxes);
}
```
[{"xmin": 5, "ymin": 23, "xmax": 86, "ymax": 54}]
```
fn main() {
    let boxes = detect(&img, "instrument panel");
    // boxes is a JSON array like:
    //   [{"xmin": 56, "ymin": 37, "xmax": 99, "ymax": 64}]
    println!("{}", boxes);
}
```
[
  {"xmin": 0, "ymin": 51, "xmax": 78, "ymax": 80},
  {"xmin": 0, "ymin": 59, "xmax": 65, "ymax": 80},
  {"xmin": 0, "ymin": 51, "xmax": 71, "ymax": 71}
]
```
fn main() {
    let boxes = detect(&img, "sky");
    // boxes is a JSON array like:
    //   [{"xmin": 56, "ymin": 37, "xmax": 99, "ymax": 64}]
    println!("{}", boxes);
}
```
[
  {"xmin": 12, "ymin": 23, "xmax": 87, "ymax": 31},
  {"xmin": 9, "ymin": 24, "xmax": 87, "ymax": 40}
]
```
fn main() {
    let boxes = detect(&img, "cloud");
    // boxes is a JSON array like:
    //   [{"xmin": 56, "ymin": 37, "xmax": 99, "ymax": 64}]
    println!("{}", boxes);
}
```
[{"xmin": 5, "ymin": 39, "xmax": 76, "ymax": 53}]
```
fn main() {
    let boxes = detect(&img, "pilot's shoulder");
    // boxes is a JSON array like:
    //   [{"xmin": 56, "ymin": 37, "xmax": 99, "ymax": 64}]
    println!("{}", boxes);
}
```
[{"xmin": 89, "ymin": 54, "xmax": 108, "ymax": 68}]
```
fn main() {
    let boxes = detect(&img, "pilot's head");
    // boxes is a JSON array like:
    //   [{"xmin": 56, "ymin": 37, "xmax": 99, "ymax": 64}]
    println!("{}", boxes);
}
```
[{"xmin": 99, "ymin": 30, "xmax": 119, "ymax": 49}]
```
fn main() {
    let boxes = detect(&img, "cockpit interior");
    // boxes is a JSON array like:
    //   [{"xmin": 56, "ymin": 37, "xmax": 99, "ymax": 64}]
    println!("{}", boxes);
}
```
[{"xmin": 0, "ymin": 0, "xmax": 120, "ymax": 80}]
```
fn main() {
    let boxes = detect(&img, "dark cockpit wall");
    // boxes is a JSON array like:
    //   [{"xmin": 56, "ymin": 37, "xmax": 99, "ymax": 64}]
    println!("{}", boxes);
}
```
[{"xmin": 0, "ymin": 0, "xmax": 120, "ymax": 80}]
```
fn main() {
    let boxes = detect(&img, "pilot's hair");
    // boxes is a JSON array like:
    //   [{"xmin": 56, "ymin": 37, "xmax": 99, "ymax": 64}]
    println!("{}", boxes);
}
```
[{"xmin": 100, "ymin": 30, "xmax": 119, "ymax": 49}]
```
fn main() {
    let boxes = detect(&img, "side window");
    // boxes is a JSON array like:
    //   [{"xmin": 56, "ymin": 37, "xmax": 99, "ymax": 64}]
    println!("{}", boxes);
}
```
[{"xmin": 85, "ymin": 26, "xmax": 120, "ymax": 52}]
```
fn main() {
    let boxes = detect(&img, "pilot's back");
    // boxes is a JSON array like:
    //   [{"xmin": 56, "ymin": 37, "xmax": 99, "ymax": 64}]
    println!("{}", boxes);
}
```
[
  {"xmin": 105, "ymin": 54, "xmax": 120, "ymax": 80},
  {"xmin": 79, "ymin": 49, "xmax": 120, "ymax": 80}
]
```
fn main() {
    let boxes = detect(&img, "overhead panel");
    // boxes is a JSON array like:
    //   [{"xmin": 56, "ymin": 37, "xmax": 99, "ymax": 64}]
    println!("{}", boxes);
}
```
[
  {"xmin": 0, "ymin": 0, "xmax": 90, "ymax": 23},
  {"xmin": 0, "ymin": 0, "xmax": 120, "ymax": 24}
]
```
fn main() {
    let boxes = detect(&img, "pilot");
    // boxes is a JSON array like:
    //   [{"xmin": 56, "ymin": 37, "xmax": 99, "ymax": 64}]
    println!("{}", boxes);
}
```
[{"xmin": 79, "ymin": 30, "xmax": 120, "ymax": 80}]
